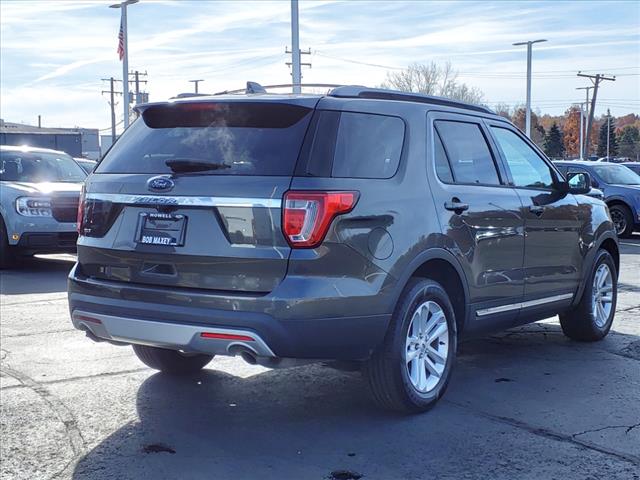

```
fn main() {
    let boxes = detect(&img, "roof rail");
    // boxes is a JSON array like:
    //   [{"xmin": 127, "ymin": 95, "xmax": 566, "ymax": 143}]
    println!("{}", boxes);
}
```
[
  {"xmin": 214, "ymin": 82, "xmax": 346, "ymax": 95},
  {"xmin": 171, "ymin": 92, "xmax": 213, "ymax": 99},
  {"xmin": 328, "ymin": 86, "xmax": 493, "ymax": 114}
]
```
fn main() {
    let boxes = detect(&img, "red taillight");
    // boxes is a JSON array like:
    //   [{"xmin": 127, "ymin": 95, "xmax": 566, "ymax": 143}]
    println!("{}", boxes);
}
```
[
  {"xmin": 76, "ymin": 185, "xmax": 86, "ymax": 235},
  {"xmin": 200, "ymin": 332, "xmax": 255, "ymax": 342},
  {"xmin": 283, "ymin": 191, "xmax": 359, "ymax": 248}
]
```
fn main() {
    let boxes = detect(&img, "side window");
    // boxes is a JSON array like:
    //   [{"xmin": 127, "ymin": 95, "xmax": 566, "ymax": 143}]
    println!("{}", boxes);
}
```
[
  {"xmin": 491, "ymin": 127, "xmax": 554, "ymax": 189},
  {"xmin": 435, "ymin": 120, "xmax": 501, "ymax": 185},
  {"xmin": 332, "ymin": 112, "xmax": 404, "ymax": 179},
  {"xmin": 434, "ymin": 131, "xmax": 454, "ymax": 183}
]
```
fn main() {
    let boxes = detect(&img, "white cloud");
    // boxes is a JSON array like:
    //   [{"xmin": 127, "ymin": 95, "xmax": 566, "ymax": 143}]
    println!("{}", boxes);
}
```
[{"xmin": 1, "ymin": 0, "xmax": 638, "ymax": 130}]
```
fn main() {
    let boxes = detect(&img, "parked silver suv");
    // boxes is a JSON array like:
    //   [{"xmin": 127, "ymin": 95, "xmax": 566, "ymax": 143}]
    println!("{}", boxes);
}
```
[{"xmin": 0, "ymin": 145, "xmax": 86, "ymax": 268}]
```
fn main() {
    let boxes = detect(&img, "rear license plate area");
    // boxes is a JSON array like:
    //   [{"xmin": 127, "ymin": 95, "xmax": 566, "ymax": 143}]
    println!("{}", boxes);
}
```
[{"xmin": 136, "ymin": 212, "xmax": 187, "ymax": 246}]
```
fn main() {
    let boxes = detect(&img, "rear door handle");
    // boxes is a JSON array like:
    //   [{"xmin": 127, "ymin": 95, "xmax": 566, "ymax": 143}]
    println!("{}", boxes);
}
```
[
  {"xmin": 444, "ymin": 199, "xmax": 469, "ymax": 213},
  {"xmin": 529, "ymin": 205, "xmax": 545, "ymax": 216}
]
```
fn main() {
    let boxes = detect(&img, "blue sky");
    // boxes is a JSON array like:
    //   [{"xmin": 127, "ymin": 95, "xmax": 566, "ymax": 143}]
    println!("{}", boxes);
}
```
[{"xmin": 1, "ymin": 0, "xmax": 639, "ymax": 132}]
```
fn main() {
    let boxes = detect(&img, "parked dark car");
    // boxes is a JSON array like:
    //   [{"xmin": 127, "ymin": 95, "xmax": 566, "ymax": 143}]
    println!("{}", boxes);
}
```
[
  {"xmin": 554, "ymin": 160, "xmax": 640, "ymax": 237},
  {"xmin": 69, "ymin": 84, "xmax": 619, "ymax": 413}
]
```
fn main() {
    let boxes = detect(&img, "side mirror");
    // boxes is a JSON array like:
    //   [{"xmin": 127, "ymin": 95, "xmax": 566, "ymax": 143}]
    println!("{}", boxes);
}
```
[{"xmin": 566, "ymin": 171, "xmax": 591, "ymax": 195}]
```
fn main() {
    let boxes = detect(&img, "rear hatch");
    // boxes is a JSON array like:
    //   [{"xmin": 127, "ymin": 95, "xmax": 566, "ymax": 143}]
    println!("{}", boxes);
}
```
[{"xmin": 78, "ymin": 97, "xmax": 318, "ymax": 294}]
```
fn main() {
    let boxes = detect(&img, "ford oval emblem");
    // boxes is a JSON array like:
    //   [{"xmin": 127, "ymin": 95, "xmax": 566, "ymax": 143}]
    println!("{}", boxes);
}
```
[{"xmin": 147, "ymin": 176, "xmax": 174, "ymax": 192}]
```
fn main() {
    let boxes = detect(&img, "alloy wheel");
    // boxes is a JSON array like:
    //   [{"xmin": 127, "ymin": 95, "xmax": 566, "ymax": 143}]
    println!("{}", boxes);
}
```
[
  {"xmin": 405, "ymin": 300, "xmax": 449, "ymax": 393},
  {"xmin": 592, "ymin": 263, "xmax": 613, "ymax": 328}
]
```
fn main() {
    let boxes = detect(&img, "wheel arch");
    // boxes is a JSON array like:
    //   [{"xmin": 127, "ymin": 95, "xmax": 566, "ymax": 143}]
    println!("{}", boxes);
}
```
[
  {"xmin": 392, "ymin": 249, "xmax": 470, "ymax": 335},
  {"xmin": 606, "ymin": 197, "xmax": 631, "ymax": 207},
  {"xmin": 572, "ymin": 232, "xmax": 619, "ymax": 307}
]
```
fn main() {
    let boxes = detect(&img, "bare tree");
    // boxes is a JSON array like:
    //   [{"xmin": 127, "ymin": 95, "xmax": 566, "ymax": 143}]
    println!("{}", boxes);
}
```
[{"xmin": 381, "ymin": 62, "xmax": 484, "ymax": 104}]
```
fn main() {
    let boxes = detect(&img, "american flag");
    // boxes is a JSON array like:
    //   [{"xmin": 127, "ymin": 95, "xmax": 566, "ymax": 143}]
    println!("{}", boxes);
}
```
[{"xmin": 117, "ymin": 18, "xmax": 124, "ymax": 61}]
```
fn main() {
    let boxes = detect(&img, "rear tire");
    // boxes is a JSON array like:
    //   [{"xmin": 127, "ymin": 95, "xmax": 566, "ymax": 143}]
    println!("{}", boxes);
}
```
[
  {"xmin": 132, "ymin": 344, "xmax": 213, "ymax": 374},
  {"xmin": 363, "ymin": 278, "xmax": 457, "ymax": 413},
  {"xmin": 609, "ymin": 204, "xmax": 633, "ymax": 238},
  {"xmin": 559, "ymin": 249, "xmax": 617, "ymax": 342}
]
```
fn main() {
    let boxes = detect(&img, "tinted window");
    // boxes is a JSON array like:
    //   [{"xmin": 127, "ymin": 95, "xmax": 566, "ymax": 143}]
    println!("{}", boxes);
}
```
[
  {"xmin": 332, "ymin": 112, "xmax": 404, "ymax": 178},
  {"xmin": 0, "ymin": 151, "xmax": 86, "ymax": 182},
  {"xmin": 96, "ymin": 102, "xmax": 313, "ymax": 176},
  {"xmin": 434, "ymin": 131, "xmax": 454, "ymax": 183},
  {"xmin": 435, "ymin": 121, "xmax": 500, "ymax": 185},
  {"xmin": 491, "ymin": 127, "xmax": 554, "ymax": 189}
]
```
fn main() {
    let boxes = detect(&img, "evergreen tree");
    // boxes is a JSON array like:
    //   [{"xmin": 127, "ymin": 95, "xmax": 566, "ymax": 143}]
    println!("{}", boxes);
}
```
[
  {"xmin": 597, "ymin": 116, "xmax": 618, "ymax": 157},
  {"xmin": 618, "ymin": 125, "xmax": 640, "ymax": 159},
  {"xmin": 543, "ymin": 122, "xmax": 564, "ymax": 159}
]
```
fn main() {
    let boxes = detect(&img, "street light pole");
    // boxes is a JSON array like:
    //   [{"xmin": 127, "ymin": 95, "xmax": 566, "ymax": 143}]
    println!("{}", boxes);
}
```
[
  {"xmin": 110, "ymin": 0, "xmax": 139, "ymax": 130},
  {"xmin": 290, "ymin": 0, "xmax": 301, "ymax": 94},
  {"xmin": 513, "ymin": 39, "xmax": 547, "ymax": 138},
  {"xmin": 189, "ymin": 79, "xmax": 204, "ymax": 94}
]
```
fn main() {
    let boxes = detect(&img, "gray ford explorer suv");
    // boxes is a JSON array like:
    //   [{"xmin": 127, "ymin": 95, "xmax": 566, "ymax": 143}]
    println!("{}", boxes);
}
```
[
  {"xmin": 68, "ymin": 84, "xmax": 619, "ymax": 413},
  {"xmin": 1, "ymin": 145, "xmax": 86, "ymax": 268}
]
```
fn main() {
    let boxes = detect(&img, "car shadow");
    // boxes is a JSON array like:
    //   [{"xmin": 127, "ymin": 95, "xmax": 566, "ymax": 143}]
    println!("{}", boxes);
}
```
[
  {"xmin": 0, "ymin": 255, "xmax": 74, "ymax": 295},
  {"xmin": 71, "ymin": 323, "xmax": 640, "ymax": 480}
]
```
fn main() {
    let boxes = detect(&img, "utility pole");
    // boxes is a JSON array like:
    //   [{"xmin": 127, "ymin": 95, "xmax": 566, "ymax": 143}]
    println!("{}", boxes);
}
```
[
  {"xmin": 131, "ymin": 70, "xmax": 147, "ymax": 102},
  {"xmin": 102, "ymin": 77, "xmax": 122, "ymax": 144},
  {"xmin": 576, "ymin": 86, "xmax": 592, "ymax": 158},
  {"xmin": 129, "ymin": 70, "xmax": 148, "ymax": 115},
  {"xmin": 37, "ymin": 115, "xmax": 41, "ymax": 128},
  {"xmin": 285, "ymin": 47, "xmax": 311, "ymax": 88},
  {"xmin": 110, "ymin": 0, "xmax": 139, "ymax": 129},
  {"xmin": 577, "ymin": 72, "xmax": 616, "ymax": 156},
  {"xmin": 513, "ymin": 39, "xmax": 547, "ymax": 138},
  {"xmin": 575, "ymin": 103, "xmax": 584, "ymax": 160},
  {"xmin": 189, "ymin": 79, "xmax": 204, "ymax": 94}
]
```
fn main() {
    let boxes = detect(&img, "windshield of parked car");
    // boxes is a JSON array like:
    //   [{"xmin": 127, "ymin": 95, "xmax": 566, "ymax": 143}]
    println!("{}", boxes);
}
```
[
  {"xmin": 591, "ymin": 164, "xmax": 640, "ymax": 185},
  {"xmin": 0, "ymin": 150, "xmax": 87, "ymax": 183}
]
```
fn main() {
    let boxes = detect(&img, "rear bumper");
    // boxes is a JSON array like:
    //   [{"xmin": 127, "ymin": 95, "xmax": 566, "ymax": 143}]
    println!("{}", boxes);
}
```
[
  {"xmin": 67, "ymin": 264, "xmax": 392, "ymax": 361},
  {"xmin": 72, "ymin": 310, "xmax": 276, "ymax": 358}
]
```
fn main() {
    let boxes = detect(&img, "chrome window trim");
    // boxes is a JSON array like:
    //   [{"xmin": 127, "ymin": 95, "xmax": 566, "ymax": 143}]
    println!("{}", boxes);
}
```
[
  {"xmin": 476, "ymin": 293, "xmax": 573, "ymax": 317},
  {"xmin": 84, "ymin": 193, "xmax": 281, "ymax": 209}
]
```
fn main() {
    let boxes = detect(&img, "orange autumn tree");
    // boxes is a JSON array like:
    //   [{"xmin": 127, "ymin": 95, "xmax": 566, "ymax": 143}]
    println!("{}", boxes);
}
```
[{"xmin": 563, "ymin": 106, "xmax": 582, "ymax": 158}]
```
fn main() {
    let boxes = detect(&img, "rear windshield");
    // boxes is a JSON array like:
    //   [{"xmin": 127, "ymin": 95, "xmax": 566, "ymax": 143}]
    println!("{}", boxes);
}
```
[
  {"xmin": 0, "ymin": 150, "xmax": 86, "ymax": 183},
  {"xmin": 96, "ymin": 102, "xmax": 313, "ymax": 176}
]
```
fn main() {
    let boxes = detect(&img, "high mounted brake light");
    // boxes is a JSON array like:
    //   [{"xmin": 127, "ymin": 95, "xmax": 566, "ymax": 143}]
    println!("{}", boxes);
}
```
[{"xmin": 283, "ymin": 191, "xmax": 359, "ymax": 248}]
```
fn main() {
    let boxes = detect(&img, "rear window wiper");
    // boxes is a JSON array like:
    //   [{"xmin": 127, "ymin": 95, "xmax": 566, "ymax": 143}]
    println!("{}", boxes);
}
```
[{"xmin": 165, "ymin": 158, "xmax": 231, "ymax": 174}]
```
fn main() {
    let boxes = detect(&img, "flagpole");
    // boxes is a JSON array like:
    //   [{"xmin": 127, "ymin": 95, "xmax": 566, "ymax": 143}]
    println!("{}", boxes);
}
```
[
  {"xmin": 121, "ymin": 4, "xmax": 129, "ymax": 128},
  {"xmin": 110, "ymin": 0, "xmax": 138, "ymax": 130}
]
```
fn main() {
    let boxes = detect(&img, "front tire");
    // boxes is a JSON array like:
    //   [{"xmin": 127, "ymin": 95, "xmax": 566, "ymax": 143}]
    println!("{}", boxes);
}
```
[
  {"xmin": 132, "ymin": 344, "xmax": 213, "ymax": 374},
  {"xmin": 363, "ymin": 278, "xmax": 457, "ymax": 413},
  {"xmin": 0, "ymin": 218, "xmax": 16, "ymax": 270},
  {"xmin": 559, "ymin": 249, "xmax": 617, "ymax": 342}
]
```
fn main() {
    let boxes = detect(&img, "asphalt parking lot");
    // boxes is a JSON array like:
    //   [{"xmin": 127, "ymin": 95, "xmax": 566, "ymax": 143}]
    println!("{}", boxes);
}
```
[{"xmin": 1, "ymin": 238, "xmax": 639, "ymax": 480}]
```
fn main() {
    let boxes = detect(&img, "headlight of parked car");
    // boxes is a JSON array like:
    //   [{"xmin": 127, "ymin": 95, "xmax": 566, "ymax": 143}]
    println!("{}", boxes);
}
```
[{"xmin": 16, "ymin": 197, "xmax": 53, "ymax": 217}]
